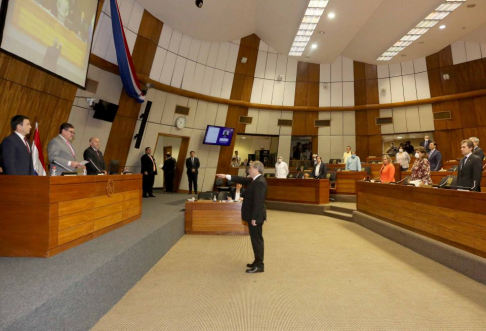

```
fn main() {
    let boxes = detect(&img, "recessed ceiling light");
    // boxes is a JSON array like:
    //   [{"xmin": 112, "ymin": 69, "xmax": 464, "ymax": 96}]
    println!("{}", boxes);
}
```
[
  {"xmin": 397, "ymin": 136, "xmax": 403, "ymax": 139},
  {"xmin": 311, "ymin": 44, "xmax": 317, "ymax": 49},
  {"xmin": 467, "ymin": 4, "xmax": 476, "ymax": 8},
  {"xmin": 328, "ymin": 12, "xmax": 335, "ymax": 19},
  {"xmin": 318, "ymin": 31, "xmax": 325, "ymax": 34},
  {"xmin": 418, "ymin": 41, "xmax": 425, "ymax": 44},
  {"xmin": 439, "ymin": 25, "xmax": 446, "ymax": 29},
  {"xmin": 401, "ymin": 54, "xmax": 407, "ymax": 57}
]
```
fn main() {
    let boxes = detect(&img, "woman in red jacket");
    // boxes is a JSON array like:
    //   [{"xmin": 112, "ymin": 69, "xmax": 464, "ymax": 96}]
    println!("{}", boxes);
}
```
[{"xmin": 380, "ymin": 154, "xmax": 395, "ymax": 183}]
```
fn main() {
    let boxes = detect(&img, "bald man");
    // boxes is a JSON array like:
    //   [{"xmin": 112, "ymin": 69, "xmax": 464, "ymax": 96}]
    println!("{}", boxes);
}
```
[{"xmin": 83, "ymin": 137, "xmax": 107, "ymax": 175}]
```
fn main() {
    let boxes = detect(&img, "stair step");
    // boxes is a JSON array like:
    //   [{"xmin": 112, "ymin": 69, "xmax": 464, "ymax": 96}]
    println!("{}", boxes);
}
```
[
  {"xmin": 324, "ymin": 210, "xmax": 353, "ymax": 222},
  {"xmin": 330, "ymin": 205, "xmax": 355, "ymax": 215}
]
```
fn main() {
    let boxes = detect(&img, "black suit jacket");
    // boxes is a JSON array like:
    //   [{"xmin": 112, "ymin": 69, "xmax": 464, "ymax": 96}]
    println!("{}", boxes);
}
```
[
  {"xmin": 83, "ymin": 147, "xmax": 106, "ymax": 175},
  {"xmin": 230, "ymin": 175, "xmax": 267, "ymax": 224},
  {"xmin": 312, "ymin": 163, "xmax": 327, "ymax": 179},
  {"xmin": 141, "ymin": 154, "xmax": 157, "ymax": 175},
  {"xmin": 473, "ymin": 146, "xmax": 484, "ymax": 161},
  {"xmin": 1, "ymin": 133, "xmax": 35, "ymax": 175},
  {"xmin": 428, "ymin": 149, "xmax": 442, "ymax": 171},
  {"xmin": 420, "ymin": 140, "xmax": 431, "ymax": 153},
  {"xmin": 185, "ymin": 157, "xmax": 200, "ymax": 174},
  {"xmin": 162, "ymin": 157, "xmax": 176, "ymax": 175},
  {"xmin": 457, "ymin": 154, "xmax": 482, "ymax": 191}
]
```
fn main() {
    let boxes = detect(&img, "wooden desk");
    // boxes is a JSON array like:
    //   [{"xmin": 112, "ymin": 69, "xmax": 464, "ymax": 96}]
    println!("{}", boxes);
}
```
[
  {"xmin": 334, "ymin": 171, "xmax": 368, "ymax": 194},
  {"xmin": 356, "ymin": 181, "xmax": 486, "ymax": 258},
  {"xmin": 266, "ymin": 178, "xmax": 329, "ymax": 204},
  {"xmin": 185, "ymin": 200, "xmax": 248, "ymax": 235},
  {"xmin": 0, "ymin": 175, "xmax": 142, "ymax": 257},
  {"xmin": 403, "ymin": 170, "xmax": 486, "ymax": 191}
]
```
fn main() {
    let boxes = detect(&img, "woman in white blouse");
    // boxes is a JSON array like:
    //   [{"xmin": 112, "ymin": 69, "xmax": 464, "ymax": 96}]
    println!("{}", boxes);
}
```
[{"xmin": 396, "ymin": 147, "xmax": 411, "ymax": 171}]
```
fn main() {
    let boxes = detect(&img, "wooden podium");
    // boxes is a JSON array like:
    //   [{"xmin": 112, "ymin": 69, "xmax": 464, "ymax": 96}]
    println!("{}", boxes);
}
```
[
  {"xmin": 266, "ymin": 178, "xmax": 330, "ymax": 204},
  {"xmin": 0, "ymin": 175, "xmax": 142, "ymax": 257}
]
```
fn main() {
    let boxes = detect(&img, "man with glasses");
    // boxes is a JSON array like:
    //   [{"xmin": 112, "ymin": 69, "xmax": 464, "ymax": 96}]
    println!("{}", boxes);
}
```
[{"xmin": 48, "ymin": 122, "xmax": 83, "ymax": 173}]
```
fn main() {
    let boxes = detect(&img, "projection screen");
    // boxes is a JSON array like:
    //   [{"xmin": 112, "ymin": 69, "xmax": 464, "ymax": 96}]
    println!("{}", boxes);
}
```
[{"xmin": 1, "ymin": 0, "xmax": 99, "ymax": 87}]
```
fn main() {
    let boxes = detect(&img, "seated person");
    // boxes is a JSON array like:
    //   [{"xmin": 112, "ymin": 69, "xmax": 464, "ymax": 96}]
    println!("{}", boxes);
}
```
[
  {"xmin": 345, "ymin": 151, "xmax": 361, "ymax": 171},
  {"xmin": 231, "ymin": 183, "xmax": 245, "ymax": 200},
  {"xmin": 380, "ymin": 155, "xmax": 395, "ymax": 183},
  {"xmin": 230, "ymin": 157, "xmax": 239, "ymax": 167},
  {"xmin": 295, "ymin": 165, "xmax": 305, "ymax": 179},
  {"xmin": 303, "ymin": 173, "xmax": 310, "ymax": 179},
  {"xmin": 410, "ymin": 146, "xmax": 432, "ymax": 186}
]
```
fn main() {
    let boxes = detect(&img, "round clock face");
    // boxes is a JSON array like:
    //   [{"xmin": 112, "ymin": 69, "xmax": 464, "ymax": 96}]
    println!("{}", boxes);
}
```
[{"xmin": 175, "ymin": 116, "xmax": 186, "ymax": 129}]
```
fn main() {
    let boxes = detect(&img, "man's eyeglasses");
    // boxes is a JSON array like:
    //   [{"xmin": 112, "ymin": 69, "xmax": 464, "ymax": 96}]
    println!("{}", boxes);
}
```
[{"xmin": 67, "ymin": 130, "xmax": 75, "ymax": 135}]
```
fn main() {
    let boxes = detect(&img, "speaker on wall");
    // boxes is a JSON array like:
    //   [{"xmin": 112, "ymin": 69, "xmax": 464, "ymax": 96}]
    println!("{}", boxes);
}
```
[{"xmin": 134, "ymin": 101, "xmax": 152, "ymax": 149}]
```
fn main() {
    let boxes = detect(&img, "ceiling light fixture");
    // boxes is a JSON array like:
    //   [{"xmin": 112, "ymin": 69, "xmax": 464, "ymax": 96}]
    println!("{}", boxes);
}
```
[
  {"xmin": 288, "ymin": 0, "xmax": 329, "ymax": 57},
  {"xmin": 328, "ymin": 12, "xmax": 335, "ymax": 19},
  {"xmin": 377, "ymin": 0, "xmax": 466, "ymax": 61},
  {"xmin": 439, "ymin": 25, "xmax": 446, "ymax": 29},
  {"xmin": 311, "ymin": 44, "xmax": 318, "ymax": 49}
]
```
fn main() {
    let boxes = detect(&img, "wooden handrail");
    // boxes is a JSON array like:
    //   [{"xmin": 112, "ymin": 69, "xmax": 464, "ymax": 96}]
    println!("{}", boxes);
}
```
[{"xmin": 90, "ymin": 54, "xmax": 486, "ymax": 112}]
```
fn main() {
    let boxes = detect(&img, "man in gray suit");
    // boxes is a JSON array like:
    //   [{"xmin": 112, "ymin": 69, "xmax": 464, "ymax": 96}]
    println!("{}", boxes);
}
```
[{"xmin": 48, "ymin": 123, "xmax": 82, "ymax": 173}]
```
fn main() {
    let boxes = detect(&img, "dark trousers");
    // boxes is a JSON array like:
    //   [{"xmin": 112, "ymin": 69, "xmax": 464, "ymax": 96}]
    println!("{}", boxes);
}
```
[
  {"xmin": 187, "ymin": 172, "xmax": 198, "ymax": 193},
  {"xmin": 248, "ymin": 222, "xmax": 264, "ymax": 268},
  {"xmin": 142, "ymin": 174, "xmax": 155, "ymax": 196},
  {"xmin": 165, "ymin": 174, "xmax": 174, "ymax": 192}
]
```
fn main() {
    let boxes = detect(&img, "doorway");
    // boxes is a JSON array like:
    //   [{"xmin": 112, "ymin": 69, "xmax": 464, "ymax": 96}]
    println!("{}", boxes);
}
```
[{"xmin": 153, "ymin": 134, "xmax": 190, "ymax": 192}]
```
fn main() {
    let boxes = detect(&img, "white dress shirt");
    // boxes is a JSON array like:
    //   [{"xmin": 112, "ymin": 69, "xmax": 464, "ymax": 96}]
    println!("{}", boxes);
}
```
[{"xmin": 275, "ymin": 161, "xmax": 289, "ymax": 178}]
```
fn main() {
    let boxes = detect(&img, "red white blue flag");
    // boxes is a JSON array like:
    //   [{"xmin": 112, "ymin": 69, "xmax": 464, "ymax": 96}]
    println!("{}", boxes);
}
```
[
  {"xmin": 110, "ymin": 0, "xmax": 145, "ymax": 103},
  {"xmin": 32, "ymin": 123, "xmax": 46, "ymax": 176}
]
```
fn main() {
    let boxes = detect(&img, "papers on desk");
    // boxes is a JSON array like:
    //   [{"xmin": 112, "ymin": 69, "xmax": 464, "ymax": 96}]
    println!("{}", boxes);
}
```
[
  {"xmin": 79, "ymin": 160, "xmax": 90, "ymax": 166},
  {"xmin": 409, "ymin": 180, "xmax": 422, "ymax": 187}
]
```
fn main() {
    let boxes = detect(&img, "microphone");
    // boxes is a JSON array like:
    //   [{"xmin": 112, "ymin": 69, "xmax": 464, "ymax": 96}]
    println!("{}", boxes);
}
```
[
  {"xmin": 471, "ymin": 180, "xmax": 476, "ymax": 191},
  {"xmin": 53, "ymin": 161, "xmax": 72, "ymax": 172},
  {"xmin": 389, "ymin": 176, "xmax": 408, "ymax": 185},
  {"xmin": 88, "ymin": 158, "xmax": 102, "ymax": 173}
]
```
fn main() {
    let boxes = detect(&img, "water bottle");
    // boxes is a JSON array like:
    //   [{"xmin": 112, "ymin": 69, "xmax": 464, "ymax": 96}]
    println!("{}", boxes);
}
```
[
  {"xmin": 83, "ymin": 166, "xmax": 87, "ymax": 176},
  {"xmin": 213, "ymin": 195, "xmax": 217, "ymax": 202},
  {"xmin": 51, "ymin": 166, "xmax": 57, "ymax": 177}
]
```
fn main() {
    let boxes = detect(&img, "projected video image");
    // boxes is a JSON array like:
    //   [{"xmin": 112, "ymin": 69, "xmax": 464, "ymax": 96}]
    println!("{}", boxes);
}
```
[{"xmin": 1, "ymin": 0, "xmax": 98, "ymax": 87}]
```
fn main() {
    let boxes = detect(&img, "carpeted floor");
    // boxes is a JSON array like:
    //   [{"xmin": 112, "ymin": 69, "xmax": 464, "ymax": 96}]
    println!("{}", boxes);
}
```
[{"xmin": 92, "ymin": 209, "xmax": 486, "ymax": 331}]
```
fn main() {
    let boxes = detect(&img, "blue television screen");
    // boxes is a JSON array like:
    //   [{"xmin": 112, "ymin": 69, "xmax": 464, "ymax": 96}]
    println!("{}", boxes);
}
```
[{"xmin": 203, "ymin": 125, "xmax": 234, "ymax": 146}]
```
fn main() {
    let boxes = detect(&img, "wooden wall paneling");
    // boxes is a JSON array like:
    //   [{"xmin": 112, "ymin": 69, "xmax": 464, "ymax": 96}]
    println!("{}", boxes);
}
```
[
  {"xmin": 427, "ymin": 68, "xmax": 443, "ymax": 97},
  {"xmin": 365, "ymin": 64, "xmax": 378, "ymax": 80},
  {"xmin": 308, "ymin": 63, "xmax": 320, "ymax": 83},
  {"xmin": 291, "ymin": 112, "xmax": 307, "ymax": 136},
  {"xmin": 440, "ymin": 66, "xmax": 457, "ymax": 95},
  {"xmin": 368, "ymin": 135, "xmax": 382, "ymax": 157},
  {"xmin": 294, "ymin": 82, "xmax": 308, "ymax": 107},
  {"xmin": 458, "ymin": 98, "xmax": 477, "ymax": 128},
  {"xmin": 443, "ymin": 100, "xmax": 462, "ymax": 130},
  {"xmin": 367, "ymin": 109, "xmax": 381, "ymax": 135},
  {"xmin": 174, "ymin": 137, "xmax": 189, "ymax": 192},
  {"xmin": 241, "ymin": 75, "xmax": 254, "ymax": 102},
  {"xmin": 0, "ymin": 81, "xmax": 23, "ymax": 141},
  {"xmin": 448, "ymin": 129, "xmax": 465, "ymax": 160},
  {"xmin": 355, "ymin": 110, "xmax": 368, "ymax": 136},
  {"xmin": 131, "ymin": 36, "xmax": 158, "ymax": 77},
  {"xmin": 103, "ymin": 116, "xmax": 138, "ymax": 169},
  {"xmin": 0, "ymin": 52, "xmax": 12, "ymax": 79},
  {"xmin": 455, "ymin": 60, "xmax": 486, "ymax": 93},
  {"xmin": 475, "ymin": 127, "xmax": 486, "ymax": 150},
  {"xmin": 434, "ymin": 130, "xmax": 451, "ymax": 161},
  {"xmin": 305, "ymin": 112, "xmax": 318, "ymax": 136},
  {"xmin": 307, "ymin": 82, "xmax": 319, "ymax": 107},
  {"xmin": 432, "ymin": 103, "xmax": 447, "ymax": 131},
  {"xmin": 353, "ymin": 62, "xmax": 366, "ymax": 81},
  {"xmin": 356, "ymin": 135, "xmax": 369, "ymax": 158},
  {"xmin": 437, "ymin": 45, "xmax": 453, "ymax": 68},
  {"xmin": 4, "ymin": 57, "xmax": 33, "ymax": 86},
  {"xmin": 137, "ymin": 10, "xmax": 163, "ymax": 44},
  {"xmin": 230, "ymin": 74, "xmax": 245, "ymax": 100},
  {"xmin": 354, "ymin": 80, "xmax": 367, "ymax": 106},
  {"xmin": 426, "ymin": 53, "xmax": 439, "ymax": 71},
  {"xmin": 240, "ymin": 34, "xmax": 260, "ymax": 50},
  {"xmin": 366, "ymin": 79, "xmax": 379, "ymax": 105},
  {"xmin": 474, "ymin": 96, "xmax": 486, "ymax": 127},
  {"xmin": 59, "ymin": 81, "xmax": 78, "ymax": 101},
  {"xmin": 116, "ymin": 90, "xmax": 143, "ymax": 119},
  {"xmin": 17, "ymin": 88, "xmax": 41, "ymax": 130},
  {"xmin": 312, "ymin": 136, "xmax": 319, "ymax": 156},
  {"xmin": 462, "ymin": 127, "xmax": 478, "ymax": 142},
  {"xmin": 25, "ymin": 67, "xmax": 48, "ymax": 93},
  {"xmin": 297, "ymin": 62, "xmax": 309, "ymax": 82}
]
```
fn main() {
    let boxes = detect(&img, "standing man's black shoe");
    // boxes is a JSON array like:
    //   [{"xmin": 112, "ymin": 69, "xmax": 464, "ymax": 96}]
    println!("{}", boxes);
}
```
[
  {"xmin": 246, "ymin": 266, "xmax": 264, "ymax": 273},
  {"xmin": 246, "ymin": 263, "xmax": 254, "ymax": 268},
  {"xmin": 149, "ymin": 194, "xmax": 156, "ymax": 197}
]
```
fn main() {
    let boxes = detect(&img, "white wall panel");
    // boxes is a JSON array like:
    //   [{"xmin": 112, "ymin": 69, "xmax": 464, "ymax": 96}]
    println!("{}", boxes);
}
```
[
  {"xmin": 160, "ymin": 52, "xmax": 177, "ymax": 85},
  {"xmin": 342, "ymin": 82, "xmax": 354, "ymax": 107},
  {"xmin": 452, "ymin": 41, "xmax": 467, "ymax": 65},
  {"xmin": 393, "ymin": 108, "xmax": 407, "ymax": 133},
  {"xmin": 330, "ymin": 112, "xmax": 343, "ymax": 136},
  {"xmin": 215, "ymin": 104, "xmax": 228, "ymax": 127},
  {"xmin": 378, "ymin": 78, "xmax": 392, "ymax": 104},
  {"xmin": 259, "ymin": 41, "xmax": 269, "ymax": 52},
  {"xmin": 197, "ymin": 41, "xmax": 211, "ymax": 65},
  {"xmin": 215, "ymin": 42, "xmax": 230, "ymax": 70},
  {"xmin": 119, "ymin": 0, "xmax": 135, "ymax": 29},
  {"xmin": 415, "ymin": 72, "xmax": 431, "ymax": 100},
  {"xmin": 402, "ymin": 75, "xmax": 417, "ymax": 101},
  {"xmin": 276, "ymin": 55, "xmax": 288, "ymax": 79},
  {"xmin": 245, "ymin": 108, "xmax": 259, "ymax": 134},
  {"xmin": 149, "ymin": 91, "xmax": 167, "ymax": 124},
  {"xmin": 377, "ymin": 65, "xmax": 389, "ymax": 78},
  {"xmin": 331, "ymin": 56, "xmax": 342, "ymax": 82},
  {"xmin": 343, "ymin": 136, "xmax": 356, "ymax": 154},
  {"xmin": 160, "ymin": 94, "xmax": 178, "ymax": 125},
  {"xmin": 188, "ymin": 38, "xmax": 201, "ymax": 61},
  {"xmin": 202, "ymin": 168, "xmax": 217, "ymax": 192},
  {"xmin": 92, "ymin": 14, "xmax": 112, "ymax": 59},
  {"xmin": 207, "ymin": 42, "xmax": 220, "ymax": 67},
  {"xmin": 181, "ymin": 60, "xmax": 196, "ymax": 91},
  {"xmin": 272, "ymin": 81, "xmax": 285, "ymax": 105},
  {"xmin": 261, "ymin": 80, "xmax": 275, "ymax": 104},
  {"xmin": 268, "ymin": 46, "xmax": 278, "ymax": 54},
  {"xmin": 250, "ymin": 78, "xmax": 264, "ymax": 104},
  {"xmin": 201, "ymin": 67, "xmax": 215, "ymax": 95},
  {"xmin": 149, "ymin": 47, "xmax": 166, "ymax": 81},
  {"xmin": 342, "ymin": 57, "xmax": 354, "ymax": 82},
  {"xmin": 320, "ymin": 63, "xmax": 331, "ymax": 83},
  {"xmin": 379, "ymin": 109, "xmax": 394, "ymax": 134},
  {"xmin": 254, "ymin": 51, "xmax": 267, "ymax": 79},
  {"xmin": 389, "ymin": 63, "xmax": 401, "ymax": 77},
  {"xmin": 268, "ymin": 111, "xmax": 281, "ymax": 135},
  {"xmin": 482, "ymin": 43, "xmax": 486, "ymax": 58},
  {"xmin": 286, "ymin": 58, "xmax": 298, "ymax": 82},
  {"xmin": 405, "ymin": 106, "xmax": 421, "ymax": 132},
  {"xmin": 68, "ymin": 106, "xmax": 89, "ymax": 153},
  {"xmin": 104, "ymin": 37, "xmax": 117, "ymax": 64},
  {"xmin": 185, "ymin": 99, "xmax": 198, "ymax": 128},
  {"xmin": 278, "ymin": 136, "xmax": 291, "ymax": 164},
  {"xmin": 226, "ymin": 43, "xmax": 239, "ymax": 73},
  {"xmin": 343, "ymin": 111, "xmax": 356, "ymax": 136},
  {"xmin": 191, "ymin": 64, "xmax": 205, "ymax": 93},
  {"xmin": 413, "ymin": 57, "xmax": 427, "ymax": 73},
  {"xmin": 193, "ymin": 101, "xmax": 208, "ymax": 129},
  {"xmin": 256, "ymin": 110, "xmax": 270, "ymax": 134},
  {"xmin": 209, "ymin": 69, "xmax": 224, "ymax": 97},
  {"xmin": 418, "ymin": 104, "xmax": 435, "ymax": 131},
  {"xmin": 318, "ymin": 136, "xmax": 331, "ymax": 163},
  {"xmin": 401, "ymin": 61, "xmax": 414, "ymax": 75},
  {"xmin": 221, "ymin": 72, "xmax": 234, "ymax": 99},
  {"xmin": 330, "ymin": 136, "xmax": 343, "ymax": 160},
  {"xmin": 390, "ymin": 76, "xmax": 405, "ymax": 103},
  {"xmin": 204, "ymin": 103, "xmax": 218, "ymax": 126},
  {"xmin": 124, "ymin": 29, "xmax": 137, "ymax": 55},
  {"xmin": 171, "ymin": 57, "xmax": 186, "ymax": 88},
  {"xmin": 97, "ymin": 71, "xmax": 123, "ymax": 105},
  {"xmin": 465, "ymin": 42, "xmax": 482, "ymax": 62},
  {"xmin": 319, "ymin": 83, "xmax": 331, "ymax": 107},
  {"xmin": 283, "ymin": 82, "xmax": 296, "ymax": 106},
  {"xmin": 330, "ymin": 82, "xmax": 343, "ymax": 107},
  {"xmin": 279, "ymin": 111, "xmax": 293, "ymax": 135},
  {"xmin": 207, "ymin": 145, "xmax": 220, "ymax": 167},
  {"xmin": 159, "ymin": 25, "xmax": 173, "ymax": 49},
  {"xmin": 127, "ymin": 2, "xmax": 144, "ymax": 33},
  {"xmin": 264, "ymin": 53, "xmax": 278, "ymax": 80},
  {"xmin": 168, "ymin": 30, "xmax": 182, "ymax": 53},
  {"xmin": 179, "ymin": 35, "xmax": 192, "ymax": 57},
  {"xmin": 318, "ymin": 112, "xmax": 330, "ymax": 136}
]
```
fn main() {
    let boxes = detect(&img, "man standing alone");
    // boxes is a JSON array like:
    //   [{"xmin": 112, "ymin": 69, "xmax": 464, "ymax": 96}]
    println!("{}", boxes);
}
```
[
  {"xmin": 162, "ymin": 152, "xmax": 176, "ymax": 193},
  {"xmin": 275, "ymin": 156, "xmax": 289, "ymax": 178},
  {"xmin": 217, "ymin": 161, "xmax": 267, "ymax": 273},
  {"xmin": 185, "ymin": 151, "xmax": 200, "ymax": 194},
  {"xmin": 141, "ymin": 147, "xmax": 157, "ymax": 198}
]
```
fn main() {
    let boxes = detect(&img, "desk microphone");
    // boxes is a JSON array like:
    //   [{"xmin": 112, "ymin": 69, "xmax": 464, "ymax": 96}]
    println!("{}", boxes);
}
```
[
  {"xmin": 438, "ymin": 179, "xmax": 449, "ymax": 188},
  {"xmin": 471, "ymin": 181, "xmax": 476, "ymax": 191},
  {"xmin": 390, "ymin": 177, "xmax": 408, "ymax": 185}
]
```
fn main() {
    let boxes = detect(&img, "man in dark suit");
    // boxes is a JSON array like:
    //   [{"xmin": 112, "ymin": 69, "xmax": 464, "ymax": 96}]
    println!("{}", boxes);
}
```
[
  {"xmin": 469, "ymin": 137, "xmax": 484, "ymax": 161},
  {"xmin": 141, "ymin": 147, "xmax": 157, "ymax": 198},
  {"xmin": 217, "ymin": 161, "xmax": 267, "ymax": 274},
  {"xmin": 1, "ymin": 115, "xmax": 35, "ymax": 175},
  {"xmin": 162, "ymin": 152, "xmax": 176, "ymax": 193},
  {"xmin": 312, "ymin": 156, "xmax": 327, "ymax": 179},
  {"xmin": 83, "ymin": 137, "xmax": 107, "ymax": 175},
  {"xmin": 185, "ymin": 151, "xmax": 200, "ymax": 194},
  {"xmin": 428, "ymin": 142, "xmax": 442, "ymax": 171},
  {"xmin": 420, "ymin": 135, "xmax": 431, "ymax": 153},
  {"xmin": 457, "ymin": 140, "xmax": 482, "ymax": 192}
]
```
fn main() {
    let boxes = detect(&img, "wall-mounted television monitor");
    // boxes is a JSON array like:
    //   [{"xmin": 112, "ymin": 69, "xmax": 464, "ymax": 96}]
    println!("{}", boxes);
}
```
[
  {"xmin": 0, "ymin": 0, "xmax": 99, "ymax": 87},
  {"xmin": 93, "ymin": 100, "xmax": 119, "ymax": 122},
  {"xmin": 203, "ymin": 125, "xmax": 234, "ymax": 146}
]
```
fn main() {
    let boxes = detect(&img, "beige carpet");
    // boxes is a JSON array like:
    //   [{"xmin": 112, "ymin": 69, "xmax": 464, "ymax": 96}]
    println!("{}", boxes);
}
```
[{"xmin": 92, "ymin": 211, "xmax": 486, "ymax": 331}]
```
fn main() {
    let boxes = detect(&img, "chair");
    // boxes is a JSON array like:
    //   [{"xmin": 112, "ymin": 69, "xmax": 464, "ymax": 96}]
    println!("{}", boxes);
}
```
[
  {"xmin": 198, "ymin": 191, "xmax": 214, "ymax": 200},
  {"xmin": 362, "ymin": 166, "xmax": 371, "ymax": 176},
  {"xmin": 217, "ymin": 191, "xmax": 232, "ymax": 200},
  {"xmin": 448, "ymin": 166, "xmax": 458, "ymax": 171},
  {"xmin": 325, "ymin": 171, "xmax": 337, "ymax": 190},
  {"xmin": 264, "ymin": 173, "xmax": 275, "ymax": 178},
  {"xmin": 215, "ymin": 178, "xmax": 231, "ymax": 192},
  {"xmin": 329, "ymin": 159, "xmax": 341, "ymax": 164},
  {"xmin": 287, "ymin": 174, "xmax": 295, "ymax": 178},
  {"xmin": 438, "ymin": 175, "xmax": 457, "ymax": 188}
]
